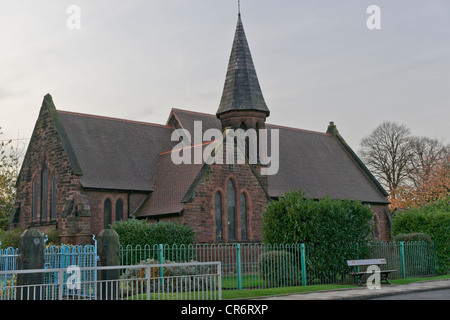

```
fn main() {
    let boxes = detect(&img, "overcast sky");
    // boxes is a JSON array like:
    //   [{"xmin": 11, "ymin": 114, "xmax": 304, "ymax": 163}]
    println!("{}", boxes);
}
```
[{"xmin": 1, "ymin": 0, "xmax": 449, "ymax": 153}]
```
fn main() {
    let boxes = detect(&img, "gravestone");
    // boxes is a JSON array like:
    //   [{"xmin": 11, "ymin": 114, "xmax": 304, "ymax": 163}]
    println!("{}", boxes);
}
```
[
  {"xmin": 97, "ymin": 228, "xmax": 120, "ymax": 300},
  {"xmin": 17, "ymin": 229, "xmax": 45, "ymax": 300}
]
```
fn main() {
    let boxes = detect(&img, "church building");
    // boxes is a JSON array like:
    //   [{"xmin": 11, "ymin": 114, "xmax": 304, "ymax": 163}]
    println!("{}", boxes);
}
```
[{"xmin": 9, "ymin": 14, "xmax": 391, "ymax": 244}]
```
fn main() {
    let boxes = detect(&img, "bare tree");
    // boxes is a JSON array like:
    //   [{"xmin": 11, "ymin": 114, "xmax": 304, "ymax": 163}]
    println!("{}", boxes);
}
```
[
  {"xmin": 359, "ymin": 121, "xmax": 414, "ymax": 193},
  {"xmin": 408, "ymin": 136, "xmax": 450, "ymax": 187}
]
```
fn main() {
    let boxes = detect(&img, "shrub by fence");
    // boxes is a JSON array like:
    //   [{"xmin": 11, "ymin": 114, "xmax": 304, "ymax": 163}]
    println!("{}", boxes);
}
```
[{"xmin": 392, "ymin": 200, "xmax": 450, "ymax": 273}]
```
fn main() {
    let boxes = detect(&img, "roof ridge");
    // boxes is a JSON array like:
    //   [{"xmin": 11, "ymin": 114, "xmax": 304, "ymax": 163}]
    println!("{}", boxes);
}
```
[
  {"xmin": 159, "ymin": 141, "xmax": 214, "ymax": 155},
  {"xmin": 57, "ymin": 110, "xmax": 173, "ymax": 129},
  {"xmin": 266, "ymin": 123, "xmax": 329, "ymax": 136},
  {"xmin": 171, "ymin": 108, "xmax": 217, "ymax": 118}
]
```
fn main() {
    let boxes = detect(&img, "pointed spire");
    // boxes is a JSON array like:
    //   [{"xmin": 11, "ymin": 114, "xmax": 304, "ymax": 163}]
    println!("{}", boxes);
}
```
[{"xmin": 216, "ymin": 13, "xmax": 270, "ymax": 117}]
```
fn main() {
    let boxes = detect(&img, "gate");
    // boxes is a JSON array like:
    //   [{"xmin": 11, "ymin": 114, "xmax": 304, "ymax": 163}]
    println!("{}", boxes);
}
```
[
  {"xmin": 0, "ymin": 241, "xmax": 20, "ymax": 299},
  {"xmin": 44, "ymin": 235, "xmax": 99, "ymax": 299}
]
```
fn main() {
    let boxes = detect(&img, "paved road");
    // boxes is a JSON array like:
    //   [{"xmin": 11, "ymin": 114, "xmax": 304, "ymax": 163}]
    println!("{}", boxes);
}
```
[{"xmin": 369, "ymin": 288, "xmax": 450, "ymax": 300}]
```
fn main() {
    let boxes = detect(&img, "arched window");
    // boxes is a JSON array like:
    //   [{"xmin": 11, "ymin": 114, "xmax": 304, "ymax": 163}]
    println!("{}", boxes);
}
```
[
  {"xmin": 240, "ymin": 193, "xmax": 247, "ymax": 240},
  {"xmin": 116, "ymin": 199, "xmax": 123, "ymax": 222},
  {"xmin": 32, "ymin": 178, "xmax": 38, "ymax": 222},
  {"xmin": 227, "ymin": 180, "xmax": 236, "ymax": 241},
  {"xmin": 51, "ymin": 175, "xmax": 57, "ymax": 220},
  {"xmin": 104, "ymin": 198, "xmax": 112, "ymax": 229},
  {"xmin": 41, "ymin": 167, "xmax": 48, "ymax": 221},
  {"xmin": 372, "ymin": 215, "xmax": 379, "ymax": 239},
  {"xmin": 215, "ymin": 192, "xmax": 223, "ymax": 241}
]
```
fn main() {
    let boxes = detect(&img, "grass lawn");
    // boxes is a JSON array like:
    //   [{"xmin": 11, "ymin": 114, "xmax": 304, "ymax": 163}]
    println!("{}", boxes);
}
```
[
  {"xmin": 222, "ymin": 284, "xmax": 355, "ymax": 300},
  {"xmin": 389, "ymin": 274, "xmax": 450, "ymax": 285}
]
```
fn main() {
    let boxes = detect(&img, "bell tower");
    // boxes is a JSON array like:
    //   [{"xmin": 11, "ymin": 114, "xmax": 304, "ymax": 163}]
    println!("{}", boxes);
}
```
[{"xmin": 216, "ymin": 13, "xmax": 270, "ymax": 132}]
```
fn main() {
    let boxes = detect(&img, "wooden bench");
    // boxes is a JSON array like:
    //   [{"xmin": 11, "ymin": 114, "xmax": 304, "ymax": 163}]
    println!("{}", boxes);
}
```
[{"xmin": 346, "ymin": 259, "xmax": 397, "ymax": 286}]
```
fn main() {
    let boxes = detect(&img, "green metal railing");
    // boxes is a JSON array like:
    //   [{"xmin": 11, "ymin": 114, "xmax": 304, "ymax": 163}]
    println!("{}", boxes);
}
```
[{"xmin": 120, "ymin": 241, "xmax": 440, "ymax": 290}]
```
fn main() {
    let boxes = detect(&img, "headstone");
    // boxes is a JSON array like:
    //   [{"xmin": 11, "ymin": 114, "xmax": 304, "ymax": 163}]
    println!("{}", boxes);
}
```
[
  {"xmin": 17, "ymin": 229, "xmax": 45, "ymax": 300},
  {"xmin": 97, "ymin": 228, "xmax": 120, "ymax": 300}
]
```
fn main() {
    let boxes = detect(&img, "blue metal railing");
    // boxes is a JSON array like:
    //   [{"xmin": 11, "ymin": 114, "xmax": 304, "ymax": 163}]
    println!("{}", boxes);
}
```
[
  {"xmin": 0, "ymin": 239, "xmax": 20, "ymax": 299},
  {"xmin": 44, "ymin": 235, "xmax": 99, "ymax": 299}
]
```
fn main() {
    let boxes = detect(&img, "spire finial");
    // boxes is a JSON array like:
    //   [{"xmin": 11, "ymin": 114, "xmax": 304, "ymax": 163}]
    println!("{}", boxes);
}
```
[{"xmin": 238, "ymin": 0, "xmax": 241, "ymax": 15}]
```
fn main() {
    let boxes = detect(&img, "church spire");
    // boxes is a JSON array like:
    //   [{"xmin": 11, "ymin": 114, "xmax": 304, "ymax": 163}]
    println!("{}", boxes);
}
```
[{"xmin": 216, "ymin": 12, "xmax": 270, "ymax": 127}]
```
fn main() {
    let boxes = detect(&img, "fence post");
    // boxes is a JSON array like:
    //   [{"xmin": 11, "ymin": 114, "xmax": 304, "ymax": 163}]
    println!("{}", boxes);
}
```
[
  {"xmin": 236, "ymin": 244, "xmax": 242, "ymax": 290},
  {"xmin": 58, "ymin": 269, "xmax": 64, "ymax": 300},
  {"xmin": 158, "ymin": 244, "xmax": 164, "ymax": 283},
  {"xmin": 400, "ymin": 241, "xmax": 406, "ymax": 278},
  {"xmin": 301, "ymin": 244, "xmax": 307, "ymax": 286},
  {"xmin": 146, "ymin": 265, "xmax": 151, "ymax": 300}
]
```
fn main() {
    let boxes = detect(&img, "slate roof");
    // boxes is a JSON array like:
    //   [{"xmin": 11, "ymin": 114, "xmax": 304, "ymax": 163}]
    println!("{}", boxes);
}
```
[
  {"xmin": 266, "ymin": 124, "xmax": 388, "ymax": 203},
  {"xmin": 141, "ymin": 144, "xmax": 207, "ymax": 217},
  {"xmin": 216, "ymin": 14, "xmax": 270, "ymax": 117},
  {"xmin": 42, "ymin": 100, "xmax": 387, "ymax": 221},
  {"xmin": 57, "ymin": 110, "xmax": 176, "ymax": 192},
  {"xmin": 170, "ymin": 109, "xmax": 388, "ymax": 204}
]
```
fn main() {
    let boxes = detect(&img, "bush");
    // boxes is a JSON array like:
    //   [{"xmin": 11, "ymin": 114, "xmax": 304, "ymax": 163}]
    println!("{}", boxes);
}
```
[
  {"xmin": 262, "ymin": 189, "xmax": 373, "ymax": 276},
  {"xmin": 258, "ymin": 250, "xmax": 302, "ymax": 286},
  {"xmin": 121, "ymin": 258, "xmax": 215, "ymax": 294},
  {"xmin": 0, "ymin": 228, "xmax": 23, "ymax": 249},
  {"xmin": 46, "ymin": 229, "xmax": 61, "ymax": 245},
  {"xmin": 112, "ymin": 218, "xmax": 195, "ymax": 248},
  {"xmin": 392, "ymin": 200, "xmax": 450, "ymax": 273},
  {"xmin": 392, "ymin": 233, "xmax": 432, "ymax": 243}
]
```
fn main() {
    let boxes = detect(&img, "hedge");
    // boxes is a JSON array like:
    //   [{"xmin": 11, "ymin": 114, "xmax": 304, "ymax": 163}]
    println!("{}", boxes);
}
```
[
  {"xmin": 262, "ymin": 189, "xmax": 373, "ymax": 275},
  {"xmin": 392, "ymin": 200, "xmax": 450, "ymax": 273},
  {"xmin": 111, "ymin": 218, "xmax": 195, "ymax": 248}
]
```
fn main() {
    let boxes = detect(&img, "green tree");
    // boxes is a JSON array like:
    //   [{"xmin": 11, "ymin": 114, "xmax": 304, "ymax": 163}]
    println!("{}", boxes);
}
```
[{"xmin": 0, "ymin": 128, "xmax": 22, "ymax": 230}]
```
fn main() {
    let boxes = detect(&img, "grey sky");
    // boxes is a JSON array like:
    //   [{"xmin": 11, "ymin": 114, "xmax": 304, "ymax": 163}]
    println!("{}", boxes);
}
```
[{"xmin": 1, "ymin": 0, "xmax": 449, "ymax": 153}]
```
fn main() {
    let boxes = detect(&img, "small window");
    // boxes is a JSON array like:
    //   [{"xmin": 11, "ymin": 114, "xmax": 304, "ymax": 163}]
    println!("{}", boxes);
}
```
[
  {"xmin": 116, "ymin": 199, "xmax": 123, "ymax": 222},
  {"xmin": 215, "ymin": 192, "xmax": 223, "ymax": 241},
  {"xmin": 104, "ymin": 198, "xmax": 112, "ymax": 229},
  {"xmin": 373, "ymin": 215, "xmax": 379, "ymax": 239}
]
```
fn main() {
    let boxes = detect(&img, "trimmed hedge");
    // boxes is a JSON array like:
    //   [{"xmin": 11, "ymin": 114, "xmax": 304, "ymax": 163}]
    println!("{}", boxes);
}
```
[
  {"xmin": 112, "ymin": 218, "xmax": 195, "ymax": 248},
  {"xmin": 262, "ymin": 189, "xmax": 373, "ymax": 275},
  {"xmin": 262, "ymin": 189, "xmax": 373, "ymax": 245},
  {"xmin": 392, "ymin": 232, "xmax": 432, "ymax": 243},
  {"xmin": 392, "ymin": 200, "xmax": 450, "ymax": 273}
]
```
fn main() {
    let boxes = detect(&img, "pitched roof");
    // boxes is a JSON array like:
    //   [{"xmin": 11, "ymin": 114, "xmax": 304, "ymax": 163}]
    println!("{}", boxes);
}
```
[
  {"xmin": 171, "ymin": 108, "xmax": 389, "ymax": 204},
  {"xmin": 216, "ymin": 14, "xmax": 270, "ymax": 117},
  {"xmin": 57, "ymin": 110, "xmax": 176, "ymax": 192},
  {"xmin": 139, "ymin": 144, "xmax": 206, "ymax": 217},
  {"xmin": 266, "ymin": 124, "xmax": 388, "ymax": 203}
]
